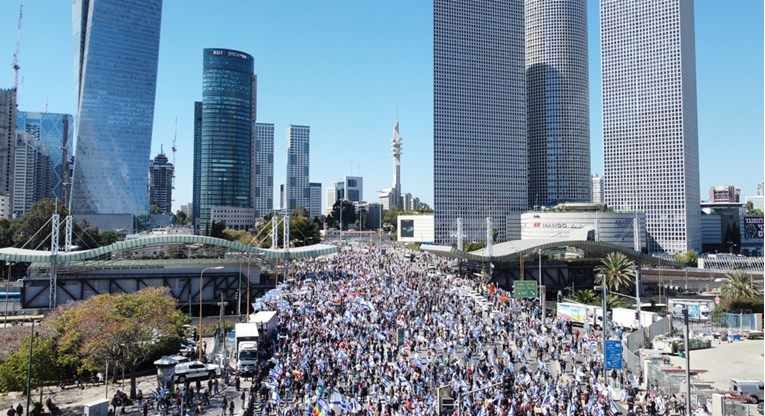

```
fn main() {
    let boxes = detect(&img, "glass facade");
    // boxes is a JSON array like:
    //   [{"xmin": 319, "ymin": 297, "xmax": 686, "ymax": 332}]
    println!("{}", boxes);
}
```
[
  {"xmin": 601, "ymin": 0, "xmax": 700, "ymax": 253},
  {"xmin": 16, "ymin": 111, "xmax": 74, "ymax": 203},
  {"xmin": 197, "ymin": 48, "xmax": 254, "ymax": 235},
  {"xmin": 71, "ymin": 0, "xmax": 162, "ymax": 215},
  {"xmin": 433, "ymin": 0, "xmax": 528, "ymax": 244},
  {"xmin": 526, "ymin": 0, "xmax": 590, "ymax": 207}
]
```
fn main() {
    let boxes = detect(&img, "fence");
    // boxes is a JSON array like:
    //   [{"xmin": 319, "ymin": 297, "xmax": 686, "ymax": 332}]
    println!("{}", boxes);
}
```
[
  {"xmin": 622, "ymin": 347, "xmax": 641, "ymax": 374},
  {"xmin": 718, "ymin": 312, "xmax": 759, "ymax": 331},
  {"xmin": 624, "ymin": 316, "xmax": 673, "ymax": 352}
]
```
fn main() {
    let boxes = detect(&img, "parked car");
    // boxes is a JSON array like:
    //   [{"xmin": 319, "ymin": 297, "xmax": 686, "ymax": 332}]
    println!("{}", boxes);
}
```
[
  {"xmin": 172, "ymin": 361, "xmax": 221, "ymax": 383},
  {"xmin": 731, "ymin": 379, "xmax": 764, "ymax": 403}
]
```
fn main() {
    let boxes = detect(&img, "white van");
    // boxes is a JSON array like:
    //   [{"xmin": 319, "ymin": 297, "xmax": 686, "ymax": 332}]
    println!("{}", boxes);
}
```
[{"xmin": 731, "ymin": 379, "xmax": 764, "ymax": 403}]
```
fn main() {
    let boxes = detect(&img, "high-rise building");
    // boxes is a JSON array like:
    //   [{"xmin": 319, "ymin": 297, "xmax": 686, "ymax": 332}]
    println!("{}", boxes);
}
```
[
  {"xmin": 708, "ymin": 185, "xmax": 740, "ymax": 203},
  {"xmin": 16, "ymin": 112, "xmax": 74, "ymax": 204},
  {"xmin": 591, "ymin": 174, "xmax": 604, "ymax": 205},
  {"xmin": 253, "ymin": 123, "xmax": 274, "ymax": 219},
  {"xmin": 192, "ymin": 102, "xmax": 202, "ymax": 230},
  {"xmin": 601, "ymin": 0, "xmax": 700, "ymax": 253},
  {"xmin": 286, "ymin": 125, "xmax": 310, "ymax": 212},
  {"xmin": 325, "ymin": 186, "xmax": 336, "ymax": 214},
  {"xmin": 13, "ymin": 131, "xmax": 53, "ymax": 218},
  {"xmin": 0, "ymin": 90, "xmax": 17, "ymax": 206},
  {"xmin": 149, "ymin": 151, "xmax": 174, "ymax": 214},
  {"xmin": 526, "ymin": 0, "xmax": 590, "ymax": 207},
  {"xmin": 71, "ymin": 0, "xmax": 162, "ymax": 215},
  {"xmin": 309, "ymin": 182, "xmax": 322, "ymax": 220},
  {"xmin": 434, "ymin": 0, "xmax": 528, "ymax": 244},
  {"xmin": 194, "ymin": 48, "xmax": 255, "ymax": 235},
  {"xmin": 344, "ymin": 176, "xmax": 363, "ymax": 203}
]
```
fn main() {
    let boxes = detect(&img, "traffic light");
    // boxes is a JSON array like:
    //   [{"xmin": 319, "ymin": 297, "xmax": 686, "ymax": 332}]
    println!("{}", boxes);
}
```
[{"xmin": 503, "ymin": 375, "xmax": 513, "ymax": 396}]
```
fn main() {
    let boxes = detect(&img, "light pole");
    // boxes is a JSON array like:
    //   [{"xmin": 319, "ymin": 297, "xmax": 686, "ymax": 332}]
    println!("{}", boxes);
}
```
[
  {"xmin": 595, "ymin": 276, "xmax": 608, "ymax": 382},
  {"xmin": 537, "ymin": 249, "xmax": 542, "ymax": 301},
  {"xmin": 199, "ymin": 266, "xmax": 224, "ymax": 361},
  {"xmin": 682, "ymin": 307, "xmax": 691, "ymax": 414},
  {"xmin": 25, "ymin": 318, "xmax": 36, "ymax": 416},
  {"xmin": 4, "ymin": 261, "xmax": 12, "ymax": 327}
]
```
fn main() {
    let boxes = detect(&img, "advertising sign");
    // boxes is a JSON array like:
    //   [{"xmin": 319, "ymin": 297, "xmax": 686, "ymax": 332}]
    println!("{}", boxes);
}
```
[
  {"xmin": 605, "ymin": 339, "xmax": 623, "ymax": 370},
  {"xmin": 400, "ymin": 220, "xmax": 415, "ymax": 238},
  {"xmin": 744, "ymin": 216, "xmax": 764, "ymax": 240},
  {"xmin": 513, "ymin": 280, "xmax": 538, "ymax": 298}
]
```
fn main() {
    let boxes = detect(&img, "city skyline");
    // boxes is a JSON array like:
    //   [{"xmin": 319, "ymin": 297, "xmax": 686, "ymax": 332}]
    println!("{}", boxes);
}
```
[{"xmin": 0, "ymin": 1, "xmax": 761, "ymax": 212}]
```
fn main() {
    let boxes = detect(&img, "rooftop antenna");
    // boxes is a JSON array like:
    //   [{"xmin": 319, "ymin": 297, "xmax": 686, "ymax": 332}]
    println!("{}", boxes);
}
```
[
  {"xmin": 172, "ymin": 117, "xmax": 177, "ymax": 189},
  {"xmin": 11, "ymin": 5, "xmax": 23, "ymax": 92}
]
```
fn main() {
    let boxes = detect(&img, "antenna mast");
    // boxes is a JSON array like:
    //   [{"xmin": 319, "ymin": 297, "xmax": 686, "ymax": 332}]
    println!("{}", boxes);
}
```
[
  {"xmin": 12, "ymin": 5, "xmax": 23, "ymax": 91},
  {"xmin": 172, "ymin": 117, "xmax": 177, "ymax": 191}
]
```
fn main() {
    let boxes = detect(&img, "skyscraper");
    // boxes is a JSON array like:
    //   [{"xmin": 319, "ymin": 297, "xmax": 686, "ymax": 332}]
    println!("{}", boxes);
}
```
[
  {"xmin": 253, "ymin": 123, "xmax": 274, "ymax": 218},
  {"xmin": 71, "ymin": 0, "xmax": 162, "ymax": 215},
  {"xmin": 526, "ymin": 0, "xmax": 590, "ymax": 207},
  {"xmin": 309, "ymin": 182, "xmax": 322, "ymax": 220},
  {"xmin": 194, "ymin": 48, "xmax": 255, "ymax": 235},
  {"xmin": 13, "ymin": 131, "xmax": 53, "ymax": 218},
  {"xmin": 0, "ymin": 90, "xmax": 17, "ymax": 206},
  {"xmin": 149, "ymin": 151, "xmax": 174, "ymax": 214},
  {"xmin": 601, "ymin": 0, "xmax": 700, "ymax": 253},
  {"xmin": 17, "ymin": 111, "xmax": 74, "ymax": 203},
  {"xmin": 286, "ymin": 125, "xmax": 310, "ymax": 213},
  {"xmin": 434, "ymin": 0, "xmax": 527, "ymax": 244},
  {"xmin": 591, "ymin": 174, "xmax": 604, "ymax": 205}
]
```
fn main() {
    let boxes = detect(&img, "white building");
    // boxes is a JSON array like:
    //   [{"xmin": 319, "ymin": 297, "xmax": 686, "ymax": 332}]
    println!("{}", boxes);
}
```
[
  {"xmin": 286, "ymin": 125, "xmax": 310, "ymax": 212},
  {"xmin": 526, "ymin": 0, "xmax": 590, "ymax": 207},
  {"xmin": 520, "ymin": 211, "xmax": 646, "ymax": 250},
  {"xmin": 325, "ymin": 187, "xmax": 336, "ymax": 215},
  {"xmin": 708, "ymin": 185, "xmax": 740, "ymax": 203},
  {"xmin": 210, "ymin": 206, "xmax": 255, "ymax": 231},
  {"xmin": 434, "ymin": 0, "xmax": 527, "ymax": 244},
  {"xmin": 591, "ymin": 174, "xmax": 604, "ymax": 205},
  {"xmin": 601, "ymin": 0, "xmax": 700, "ymax": 253},
  {"xmin": 253, "ymin": 123, "xmax": 274, "ymax": 218}
]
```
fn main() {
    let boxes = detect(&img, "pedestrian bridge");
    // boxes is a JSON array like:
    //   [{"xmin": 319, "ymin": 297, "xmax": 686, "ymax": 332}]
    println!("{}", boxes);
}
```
[{"xmin": 0, "ymin": 234, "xmax": 339, "ymax": 263}]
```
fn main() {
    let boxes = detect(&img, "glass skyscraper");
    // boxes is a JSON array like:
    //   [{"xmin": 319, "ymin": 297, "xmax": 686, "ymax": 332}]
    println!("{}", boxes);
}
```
[
  {"xmin": 195, "ymin": 48, "xmax": 255, "ymax": 235},
  {"xmin": 601, "ymin": 0, "xmax": 700, "ymax": 253},
  {"xmin": 526, "ymin": 0, "xmax": 590, "ymax": 208},
  {"xmin": 433, "ymin": 0, "xmax": 528, "ymax": 244},
  {"xmin": 71, "ymin": 0, "xmax": 162, "ymax": 215},
  {"xmin": 16, "ymin": 111, "xmax": 74, "ymax": 203},
  {"xmin": 286, "ymin": 125, "xmax": 310, "ymax": 213}
]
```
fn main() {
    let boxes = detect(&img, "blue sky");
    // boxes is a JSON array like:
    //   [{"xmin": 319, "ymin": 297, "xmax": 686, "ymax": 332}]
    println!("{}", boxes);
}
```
[{"xmin": 0, "ymin": 1, "xmax": 762, "ymax": 212}]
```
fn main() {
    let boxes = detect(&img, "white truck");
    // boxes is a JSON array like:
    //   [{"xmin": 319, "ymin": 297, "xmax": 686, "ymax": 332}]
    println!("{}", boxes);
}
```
[
  {"xmin": 557, "ymin": 302, "xmax": 603, "ymax": 329},
  {"xmin": 610, "ymin": 308, "xmax": 661, "ymax": 330},
  {"xmin": 235, "ymin": 311, "xmax": 279, "ymax": 375},
  {"xmin": 668, "ymin": 298, "xmax": 714, "ymax": 321}
]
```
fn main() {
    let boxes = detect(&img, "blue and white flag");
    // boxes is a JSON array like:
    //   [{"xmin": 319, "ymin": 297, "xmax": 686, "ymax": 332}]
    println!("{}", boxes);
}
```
[{"xmin": 609, "ymin": 400, "xmax": 619, "ymax": 415}]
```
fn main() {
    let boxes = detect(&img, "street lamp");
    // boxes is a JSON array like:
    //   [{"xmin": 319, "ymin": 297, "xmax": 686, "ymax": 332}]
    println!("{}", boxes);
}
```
[
  {"xmin": 199, "ymin": 266, "xmax": 224, "ymax": 361},
  {"xmin": 595, "ymin": 277, "xmax": 608, "ymax": 382},
  {"xmin": 537, "ymin": 249, "xmax": 542, "ymax": 301}
]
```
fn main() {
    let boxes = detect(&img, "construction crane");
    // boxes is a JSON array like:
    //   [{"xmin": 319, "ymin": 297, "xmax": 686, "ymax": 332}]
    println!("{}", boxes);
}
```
[
  {"xmin": 171, "ymin": 117, "xmax": 177, "ymax": 198},
  {"xmin": 11, "ymin": 5, "xmax": 23, "ymax": 91}
]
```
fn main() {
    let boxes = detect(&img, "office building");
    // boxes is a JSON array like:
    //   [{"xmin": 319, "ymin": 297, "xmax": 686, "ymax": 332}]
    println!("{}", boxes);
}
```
[
  {"xmin": 526, "ymin": 0, "xmax": 590, "ymax": 208},
  {"xmin": 344, "ymin": 176, "xmax": 363, "ymax": 203},
  {"xmin": 194, "ymin": 48, "xmax": 255, "ymax": 235},
  {"xmin": 210, "ymin": 206, "xmax": 254, "ymax": 231},
  {"xmin": 71, "ymin": 0, "xmax": 162, "ymax": 215},
  {"xmin": 286, "ymin": 125, "xmax": 310, "ymax": 212},
  {"xmin": 309, "ymin": 182, "xmax": 322, "ymax": 220},
  {"xmin": 149, "ymin": 151, "xmax": 174, "ymax": 214},
  {"xmin": 326, "ymin": 187, "xmax": 337, "ymax": 214},
  {"xmin": 591, "ymin": 174, "xmax": 604, "ymax": 204},
  {"xmin": 0, "ymin": 90, "xmax": 17, "ymax": 208},
  {"xmin": 367, "ymin": 202, "xmax": 383, "ymax": 229},
  {"xmin": 13, "ymin": 131, "xmax": 54, "ymax": 218},
  {"xmin": 708, "ymin": 185, "xmax": 740, "ymax": 203},
  {"xmin": 253, "ymin": 123, "xmax": 274, "ymax": 218},
  {"xmin": 434, "ymin": 0, "xmax": 528, "ymax": 244},
  {"xmin": 279, "ymin": 184, "xmax": 286, "ymax": 211},
  {"xmin": 16, "ymin": 111, "xmax": 74, "ymax": 204},
  {"xmin": 601, "ymin": 0, "xmax": 700, "ymax": 253},
  {"xmin": 192, "ymin": 102, "xmax": 202, "ymax": 230}
]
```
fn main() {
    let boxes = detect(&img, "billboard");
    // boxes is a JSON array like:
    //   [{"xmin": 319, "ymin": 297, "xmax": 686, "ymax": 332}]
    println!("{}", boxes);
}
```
[
  {"xmin": 744, "ymin": 216, "xmax": 764, "ymax": 240},
  {"xmin": 400, "ymin": 220, "xmax": 415, "ymax": 238}
]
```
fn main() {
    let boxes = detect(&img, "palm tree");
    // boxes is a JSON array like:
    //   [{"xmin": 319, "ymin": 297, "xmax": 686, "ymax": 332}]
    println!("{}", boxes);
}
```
[
  {"xmin": 594, "ymin": 252, "xmax": 636, "ymax": 293},
  {"xmin": 569, "ymin": 289, "xmax": 598, "ymax": 306},
  {"xmin": 720, "ymin": 269, "xmax": 759, "ymax": 300}
]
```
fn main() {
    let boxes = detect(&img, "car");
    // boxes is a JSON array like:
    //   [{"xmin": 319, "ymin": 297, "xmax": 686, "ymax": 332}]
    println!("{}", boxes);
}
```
[{"xmin": 172, "ymin": 361, "xmax": 221, "ymax": 384}]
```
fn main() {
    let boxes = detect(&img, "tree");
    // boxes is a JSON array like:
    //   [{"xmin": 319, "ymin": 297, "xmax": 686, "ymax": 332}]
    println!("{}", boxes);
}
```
[
  {"xmin": 0, "ymin": 332, "xmax": 60, "ymax": 393},
  {"xmin": 44, "ymin": 288, "xmax": 188, "ymax": 398},
  {"xmin": 594, "ymin": 252, "xmax": 636, "ymax": 293},
  {"xmin": 569, "ymin": 289, "xmax": 598, "ymax": 305},
  {"xmin": 175, "ymin": 210, "xmax": 191, "ymax": 225},
  {"xmin": 290, "ymin": 206, "xmax": 309, "ymax": 219},
  {"xmin": 327, "ymin": 200, "xmax": 356, "ymax": 230},
  {"xmin": 720, "ymin": 269, "xmax": 759, "ymax": 301},
  {"xmin": 0, "ymin": 218, "xmax": 13, "ymax": 248},
  {"xmin": 208, "ymin": 220, "xmax": 226, "ymax": 238},
  {"xmin": 12, "ymin": 199, "xmax": 68, "ymax": 249},
  {"xmin": 673, "ymin": 250, "xmax": 698, "ymax": 267},
  {"xmin": 149, "ymin": 204, "xmax": 161, "ymax": 214},
  {"xmin": 254, "ymin": 216, "xmax": 321, "ymax": 248},
  {"xmin": 382, "ymin": 207, "xmax": 400, "ymax": 233},
  {"xmin": 100, "ymin": 230, "xmax": 121, "ymax": 246}
]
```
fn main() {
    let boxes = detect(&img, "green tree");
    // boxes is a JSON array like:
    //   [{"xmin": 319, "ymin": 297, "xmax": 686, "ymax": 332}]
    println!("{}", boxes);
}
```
[
  {"xmin": 594, "ymin": 252, "xmax": 636, "ymax": 293},
  {"xmin": 328, "ymin": 200, "xmax": 357, "ymax": 230},
  {"xmin": 45, "ymin": 288, "xmax": 187, "ymax": 398},
  {"xmin": 569, "ymin": 289, "xmax": 598, "ymax": 305},
  {"xmin": 463, "ymin": 241, "xmax": 486, "ymax": 252},
  {"xmin": 12, "ymin": 199, "xmax": 68, "ymax": 249},
  {"xmin": 99, "ymin": 230, "xmax": 121, "ymax": 246},
  {"xmin": 673, "ymin": 250, "xmax": 698, "ymax": 267},
  {"xmin": 382, "ymin": 207, "xmax": 400, "ymax": 233},
  {"xmin": 254, "ymin": 216, "xmax": 321, "ymax": 248},
  {"xmin": 290, "ymin": 206, "xmax": 309, "ymax": 219},
  {"xmin": 208, "ymin": 220, "xmax": 226, "ymax": 238},
  {"xmin": 720, "ymin": 269, "xmax": 759, "ymax": 301},
  {"xmin": 0, "ymin": 332, "xmax": 60, "ymax": 393},
  {"xmin": 0, "ymin": 218, "xmax": 13, "ymax": 248},
  {"xmin": 175, "ymin": 210, "xmax": 191, "ymax": 225}
]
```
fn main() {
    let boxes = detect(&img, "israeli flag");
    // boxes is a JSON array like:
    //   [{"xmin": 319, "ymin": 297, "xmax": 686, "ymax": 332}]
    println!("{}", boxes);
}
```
[{"xmin": 609, "ymin": 400, "xmax": 619, "ymax": 415}]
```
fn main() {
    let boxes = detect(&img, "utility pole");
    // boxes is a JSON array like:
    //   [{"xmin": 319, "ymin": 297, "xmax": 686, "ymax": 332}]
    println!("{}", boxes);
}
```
[{"xmin": 683, "ymin": 308, "xmax": 692, "ymax": 414}]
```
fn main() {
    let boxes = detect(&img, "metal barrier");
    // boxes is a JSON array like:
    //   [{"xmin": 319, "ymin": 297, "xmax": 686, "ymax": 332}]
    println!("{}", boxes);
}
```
[
  {"xmin": 648, "ymin": 316, "xmax": 672, "ymax": 340},
  {"xmin": 622, "ymin": 347, "xmax": 641, "ymax": 374},
  {"xmin": 720, "ymin": 312, "xmax": 758, "ymax": 331}
]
